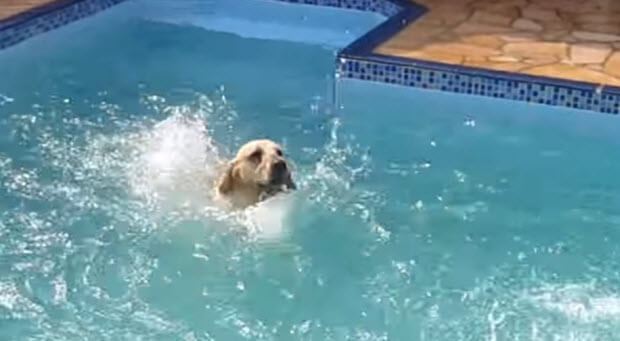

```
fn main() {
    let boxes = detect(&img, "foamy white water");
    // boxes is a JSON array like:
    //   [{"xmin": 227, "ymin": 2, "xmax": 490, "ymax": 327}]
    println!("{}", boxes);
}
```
[
  {"xmin": 129, "ymin": 111, "xmax": 221, "ymax": 211},
  {"xmin": 241, "ymin": 193, "xmax": 296, "ymax": 241}
]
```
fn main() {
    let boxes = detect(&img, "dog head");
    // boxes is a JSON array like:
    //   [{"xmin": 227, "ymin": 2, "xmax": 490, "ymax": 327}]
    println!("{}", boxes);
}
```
[{"xmin": 217, "ymin": 139, "xmax": 295, "ymax": 207}]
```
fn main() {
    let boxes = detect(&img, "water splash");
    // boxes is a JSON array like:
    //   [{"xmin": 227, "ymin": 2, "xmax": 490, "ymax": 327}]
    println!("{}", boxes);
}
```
[
  {"xmin": 302, "ymin": 117, "xmax": 375, "ymax": 212},
  {"xmin": 127, "ymin": 111, "xmax": 221, "ymax": 211},
  {"xmin": 0, "ymin": 83, "xmax": 395, "ymax": 340}
]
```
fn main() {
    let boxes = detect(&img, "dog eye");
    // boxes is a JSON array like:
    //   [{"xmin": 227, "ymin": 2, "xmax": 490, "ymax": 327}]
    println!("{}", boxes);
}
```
[
  {"xmin": 249, "ymin": 150, "xmax": 262, "ymax": 163},
  {"xmin": 275, "ymin": 149, "xmax": 283, "ymax": 156}
]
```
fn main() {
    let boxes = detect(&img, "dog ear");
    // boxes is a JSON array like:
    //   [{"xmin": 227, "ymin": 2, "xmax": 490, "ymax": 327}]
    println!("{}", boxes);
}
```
[{"xmin": 217, "ymin": 162, "xmax": 236, "ymax": 194}]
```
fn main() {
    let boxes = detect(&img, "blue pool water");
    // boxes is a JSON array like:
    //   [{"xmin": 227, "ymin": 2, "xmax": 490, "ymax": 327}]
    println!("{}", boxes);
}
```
[{"xmin": 2, "ymin": 0, "xmax": 620, "ymax": 339}]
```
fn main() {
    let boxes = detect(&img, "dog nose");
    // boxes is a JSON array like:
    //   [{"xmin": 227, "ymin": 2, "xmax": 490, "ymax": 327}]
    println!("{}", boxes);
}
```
[{"xmin": 273, "ymin": 160, "xmax": 287, "ymax": 173}]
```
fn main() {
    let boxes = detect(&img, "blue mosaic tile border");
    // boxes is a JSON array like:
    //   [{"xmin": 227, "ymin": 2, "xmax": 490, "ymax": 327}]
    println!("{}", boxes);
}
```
[
  {"xmin": 277, "ymin": 0, "xmax": 620, "ymax": 115},
  {"xmin": 275, "ymin": 0, "xmax": 401, "ymax": 17},
  {"xmin": 338, "ymin": 57, "xmax": 620, "ymax": 114},
  {"xmin": 0, "ymin": 0, "xmax": 127, "ymax": 50}
]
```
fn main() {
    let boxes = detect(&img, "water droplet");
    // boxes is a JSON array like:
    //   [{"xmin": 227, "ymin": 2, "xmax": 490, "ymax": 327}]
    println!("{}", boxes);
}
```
[{"xmin": 412, "ymin": 200, "xmax": 424, "ymax": 211}]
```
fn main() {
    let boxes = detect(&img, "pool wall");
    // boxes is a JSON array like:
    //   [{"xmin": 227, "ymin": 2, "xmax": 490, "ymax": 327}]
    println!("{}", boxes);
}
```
[
  {"xmin": 0, "ymin": 0, "xmax": 126, "ymax": 49},
  {"xmin": 1, "ymin": 0, "xmax": 619, "ymax": 115}
]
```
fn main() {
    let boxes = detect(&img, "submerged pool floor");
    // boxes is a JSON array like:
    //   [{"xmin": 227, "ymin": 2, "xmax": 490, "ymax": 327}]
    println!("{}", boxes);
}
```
[{"xmin": 1, "ymin": 0, "xmax": 620, "ymax": 340}]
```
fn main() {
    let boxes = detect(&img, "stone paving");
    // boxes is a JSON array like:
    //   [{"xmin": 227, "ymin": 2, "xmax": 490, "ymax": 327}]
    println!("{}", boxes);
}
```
[
  {"xmin": 377, "ymin": 0, "xmax": 620, "ymax": 86},
  {"xmin": 0, "ymin": 0, "xmax": 53, "ymax": 21}
]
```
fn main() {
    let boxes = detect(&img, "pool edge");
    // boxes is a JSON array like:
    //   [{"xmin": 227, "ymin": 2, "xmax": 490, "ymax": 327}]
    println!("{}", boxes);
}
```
[
  {"xmin": 0, "ymin": 0, "xmax": 127, "ymax": 49},
  {"xmin": 1, "ymin": 0, "xmax": 619, "ymax": 115},
  {"xmin": 273, "ymin": 0, "xmax": 620, "ymax": 115}
]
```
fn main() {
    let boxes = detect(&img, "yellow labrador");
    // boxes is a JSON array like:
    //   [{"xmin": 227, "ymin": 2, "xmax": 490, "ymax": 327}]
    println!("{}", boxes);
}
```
[{"xmin": 215, "ymin": 139, "xmax": 296, "ymax": 208}]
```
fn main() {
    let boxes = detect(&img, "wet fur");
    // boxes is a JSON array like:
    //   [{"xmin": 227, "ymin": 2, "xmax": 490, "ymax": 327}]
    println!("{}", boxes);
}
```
[{"xmin": 215, "ymin": 139, "xmax": 295, "ymax": 209}]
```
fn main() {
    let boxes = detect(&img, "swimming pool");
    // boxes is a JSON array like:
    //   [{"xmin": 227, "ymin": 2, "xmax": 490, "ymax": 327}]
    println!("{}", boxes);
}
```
[{"xmin": 1, "ymin": 0, "xmax": 620, "ymax": 339}]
